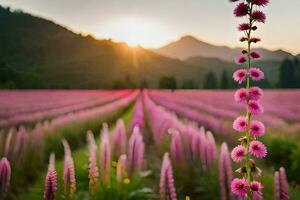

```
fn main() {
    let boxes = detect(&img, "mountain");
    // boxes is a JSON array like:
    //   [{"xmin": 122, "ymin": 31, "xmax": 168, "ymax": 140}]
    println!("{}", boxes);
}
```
[
  {"xmin": 155, "ymin": 35, "xmax": 294, "ymax": 62},
  {"xmin": 0, "ymin": 6, "xmax": 285, "ymax": 89},
  {"xmin": 0, "ymin": 6, "xmax": 197, "ymax": 89}
]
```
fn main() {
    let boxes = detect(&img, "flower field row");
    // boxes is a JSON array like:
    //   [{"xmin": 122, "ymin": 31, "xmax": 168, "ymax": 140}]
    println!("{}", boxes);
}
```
[{"xmin": 0, "ymin": 89, "xmax": 298, "ymax": 200}]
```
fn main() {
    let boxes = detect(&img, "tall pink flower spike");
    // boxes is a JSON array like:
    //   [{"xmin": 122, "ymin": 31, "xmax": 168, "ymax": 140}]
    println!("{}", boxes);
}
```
[
  {"xmin": 228, "ymin": 0, "xmax": 269, "ymax": 199},
  {"xmin": 44, "ymin": 153, "xmax": 57, "ymax": 200}
]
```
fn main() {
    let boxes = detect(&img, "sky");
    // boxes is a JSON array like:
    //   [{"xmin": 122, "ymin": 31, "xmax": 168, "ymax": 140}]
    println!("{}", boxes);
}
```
[{"xmin": 0, "ymin": 0, "xmax": 299, "ymax": 55}]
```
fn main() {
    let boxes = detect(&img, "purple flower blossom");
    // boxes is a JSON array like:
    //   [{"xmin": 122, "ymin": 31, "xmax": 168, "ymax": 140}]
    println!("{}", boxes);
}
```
[
  {"xmin": 231, "ymin": 178, "xmax": 248, "ymax": 197},
  {"xmin": 238, "ymin": 23, "xmax": 250, "ymax": 31},
  {"xmin": 112, "ymin": 119, "xmax": 126, "ymax": 157},
  {"xmin": 160, "ymin": 153, "xmax": 177, "ymax": 200},
  {"xmin": 250, "ymin": 121, "xmax": 265, "ymax": 137},
  {"xmin": 231, "ymin": 145, "xmax": 246, "ymax": 163},
  {"xmin": 250, "ymin": 51, "xmax": 262, "ymax": 59},
  {"xmin": 274, "ymin": 171, "xmax": 280, "ymax": 200},
  {"xmin": 234, "ymin": 88, "xmax": 247, "ymax": 103},
  {"xmin": 248, "ymin": 100, "xmax": 264, "ymax": 115},
  {"xmin": 249, "ymin": 68, "xmax": 265, "ymax": 81},
  {"xmin": 234, "ymin": 3, "xmax": 249, "ymax": 17},
  {"xmin": 252, "ymin": 11, "xmax": 266, "ymax": 23},
  {"xmin": 44, "ymin": 154, "xmax": 57, "ymax": 200},
  {"xmin": 279, "ymin": 167, "xmax": 289, "ymax": 200},
  {"xmin": 128, "ymin": 126, "xmax": 145, "ymax": 176},
  {"xmin": 252, "ymin": 0, "xmax": 269, "ymax": 6},
  {"xmin": 235, "ymin": 55, "xmax": 247, "ymax": 65},
  {"xmin": 62, "ymin": 139, "xmax": 76, "ymax": 198},
  {"xmin": 100, "ymin": 124, "xmax": 111, "ymax": 185},
  {"xmin": 250, "ymin": 37, "xmax": 261, "ymax": 43},
  {"xmin": 219, "ymin": 143, "xmax": 233, "ymax": 200},
  {"xmin": 233, "ymin": 69, "xmax": 247, "ymax": 84},
  {"xmin": 233, "ymin": 116, "xmax": 248, "ymax": 132},
  {"xmin": 86, "ymin": 131, "xmax": 99, "ymax": 192},
  {"xmin": 249, "ymin": 87, "xmax": 263, "ymax": 101},
  {"xmin": 249, "ymin": 141, "xmax": 267, "ymax": 158},
  {"xmin": 0, "ymin": 157, "xmax": 11, "ymax": 197},
  {"xmin": 205, "ymin": 131, "xmax": 217, "ymax": 167},
  {"xmin": 170, "ymin": 129, "xmax": 184, "ymax": 164}
]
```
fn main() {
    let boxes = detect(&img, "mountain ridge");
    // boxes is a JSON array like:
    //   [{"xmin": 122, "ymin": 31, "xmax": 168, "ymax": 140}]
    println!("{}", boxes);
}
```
[{"xmin": 155, "ymin": 35, "xmax": 295, "ymax": 62}]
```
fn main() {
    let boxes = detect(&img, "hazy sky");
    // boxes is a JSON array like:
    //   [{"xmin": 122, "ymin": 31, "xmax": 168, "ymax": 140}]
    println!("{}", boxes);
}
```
[{"xmin": 0, "ymin": 0, "xmax": 299, "ymax": 54}]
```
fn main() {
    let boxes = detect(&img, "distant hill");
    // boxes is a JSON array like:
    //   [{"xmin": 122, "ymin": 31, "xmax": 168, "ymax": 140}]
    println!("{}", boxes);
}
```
[
  {"xmin": 155, "ymin": 35, "xmax": 294, "ymax": 61},
  {"xmin": 0, "ymin": 6, "xmax": 286, "ymax": 89},
  {"xmin": 0, "ymin": 6, "xmax": 196, "ymax": 89}
]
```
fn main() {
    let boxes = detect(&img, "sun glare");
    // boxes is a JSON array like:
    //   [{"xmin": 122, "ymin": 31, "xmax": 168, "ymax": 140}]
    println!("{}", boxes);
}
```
[{"xmin": 95, "ymin": 17, "xmax": 175, "ymax": 48}]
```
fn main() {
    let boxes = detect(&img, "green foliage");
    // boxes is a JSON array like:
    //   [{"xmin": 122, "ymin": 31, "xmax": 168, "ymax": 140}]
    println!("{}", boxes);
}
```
[
  {"xmin": 182, "ymin": 79, "xmax": 197, "ymax": 89},
  {"xmin": 220, "ymin": 70, "xmax": 229, "ymax": 89},
  {"xmin": 203, "ymin": 71, "xmax": 217, "ymax": 89},
  {"xmin": 278, "ymin": 58, "xmax": 300, "ymax": 88},
  {"xmin": 265, "ymin": 137, "xmax": 300, "ymax": 183},
  {"xmin": 159, "ymin": 76, "xmax": 177, "ymax": 89}
]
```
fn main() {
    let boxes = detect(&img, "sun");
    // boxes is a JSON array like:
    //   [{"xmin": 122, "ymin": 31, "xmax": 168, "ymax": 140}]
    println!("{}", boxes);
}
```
[{"xmin": 95, "ymin": 17, "xmax": 175, "ymax": 48}]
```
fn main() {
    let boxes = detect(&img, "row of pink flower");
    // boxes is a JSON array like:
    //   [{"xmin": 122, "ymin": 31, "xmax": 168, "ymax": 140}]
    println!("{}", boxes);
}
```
[
  {"xmin": 0, "ymin": 91, "xmax": 139, "ymax": 162},
  {"xmin": 173, "ymin": 90, "xmax": 300, "ymax": 123},
  {"xmin": 152, "ymin": 90, "xmax": 300, "ymax": 132},
  {"xmin": 44, "ymin": 118, "xmax": 145, "ymax": 200},
  {"xmin": 143, "ymin": 90, "xmax": 218, "ymax": 199},
  {"xmin": 147, "ymin": 91, "xmax": 230, "ymax": 135},
  {"xmin": 218, "ymin": 141, "xmax": 289, "ymax": 200},
  {"xmin": 0, "ymin": 91, "xmax": 131, "ymax": 128},
  {"xmin": 0, "ymin": 90, "xmax": 121, "ymax": 118}
]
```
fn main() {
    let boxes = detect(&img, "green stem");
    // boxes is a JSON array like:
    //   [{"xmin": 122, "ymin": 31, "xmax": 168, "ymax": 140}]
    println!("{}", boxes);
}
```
[{"xmin": 245, "ymin": 2, "xmax": 253, "ymax": 200}]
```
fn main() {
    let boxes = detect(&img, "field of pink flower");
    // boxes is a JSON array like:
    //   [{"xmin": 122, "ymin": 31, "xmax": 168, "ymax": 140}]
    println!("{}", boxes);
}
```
[{"xmin": 0, "ymin": 89, "xmax": 299, "ymax": 200}]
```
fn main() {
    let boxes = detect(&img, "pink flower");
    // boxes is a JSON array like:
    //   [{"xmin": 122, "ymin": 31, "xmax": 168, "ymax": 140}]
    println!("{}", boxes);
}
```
[
  {"xmin": 234, "ymin": 3, "xmax": 249, "ymax": 17},
  {"xmin": 252, "ymin": 0, "xmax": 269, "ymax": 6},
  {"xmin": 233, "ymin": 116, "xmax": 248, "ymax": 132},
  {"xmin": 100, "ymin": 124, "xmax": 111, "ymax": 184},
  {"xmin": 231, "ymin": 145, "xmax": 246, "ymax": 163},
  {"xmin": 231, "ymin": 178, "xmax": 248, "ymax": 197},
  {"xmin": 86, "ymin": 131, "xmax": 99, "ymax": 192},
  {"xmin": 240, "ymin": 37, "xmax": 248, "ymax": 42},
  {"xmin": 249, "ymin": 87, "xmax": 263, "ymax": 101},
  {"xmin": 238, "ymin": 23, "xmax": 250, "ymax": 31},
  {"xmin": 251, "ymin": 181, "xmax": 263, "ymax": 192},
  {"xmin": 250, "ymin": 121, "xmax": 265, "ymax": 137},
  {"xmin": 250, "ymin": 67, "xmax": 264, "ymax": 81},
  {"xmin": 274, "ymin": 171, "xmax": 280, "ymax": 200},
  {"xmin": 251, "ymin": 181, "xmax": 264, "ymax": 200},
  {"xmin": 170, "ymin": 129, "xmax": 184, "ymax": 164},
  {"xmin": 128, "ymin": 126, "xmax": 145, "ymax": 175},
  {"xmin": 251, "ymin": 51, "xmax": 262, "ymax": 59},
  {"xmin": 234, "ymin": 88, "xmax": 247, "ymax": 103},
  {"xmin": 44, "ymin": 154, "xmax": 57, "ymax": 200},
  {"xmin": 0, "ymin": 157, "xmax": 11, "ymax": 196},
  {"xmin": 252, "ymin": 11, "xmax": 266, "ymax": 23},
  {"xmin": 249, "ymin": 141, "xmax": 267, "ymax": 158},
  {"xmin": 233, "ymin": 69, "xmax": 247, "ymax": 83},
  {"xmin": 160, "ymin": 153, "xmax": 177, "ymax": 200},
  {"xmin": 219, "ymin": 143, "xmax": 234, "ymax": 200},
  {"xmin": 235, "ymin": 55, "xmax": 247, "ymax": 65},
  {"xmin": 62, "ymin": 140, "xmax": 76, "ymax": 198},
  {"xmin": 279, "ymin": 167, "xmax": 289, "ymax": 200},
  {"xmin": 248, "ymin": 100, "xmax": 264, "ymax": 115},
  {"xmin": 250, "ymin": 37, "xmax": 261, "ymax": 43}
]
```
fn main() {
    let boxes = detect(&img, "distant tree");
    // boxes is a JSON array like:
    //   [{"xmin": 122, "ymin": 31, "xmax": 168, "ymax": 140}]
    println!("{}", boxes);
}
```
[
  {"xmin": 220, "ymin": 70, "xmax": 229, "ymax": 89},
  {"xmin": 278, "ymin": 59, "xmax": 296, "ymax": 88},
  {"xmin": 139, "ymin": 80, "xmax": 149, "ymax": 89},
  {"xmin": 203, "ymin": 71, "xmax": 217, "ymax": 89},
  {"xmin": 182, "ymin": 79, "xmax": 197, "ymax": 89},
  {"xmin": 159, "ymin": 76, "xmax": 177, "ymax": 89}
]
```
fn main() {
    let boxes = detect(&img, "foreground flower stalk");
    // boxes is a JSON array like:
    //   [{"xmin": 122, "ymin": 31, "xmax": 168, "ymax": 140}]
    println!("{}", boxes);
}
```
[{"xmin": 230, "ymin": 0, "xmax": 269, "ymax": 199}]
